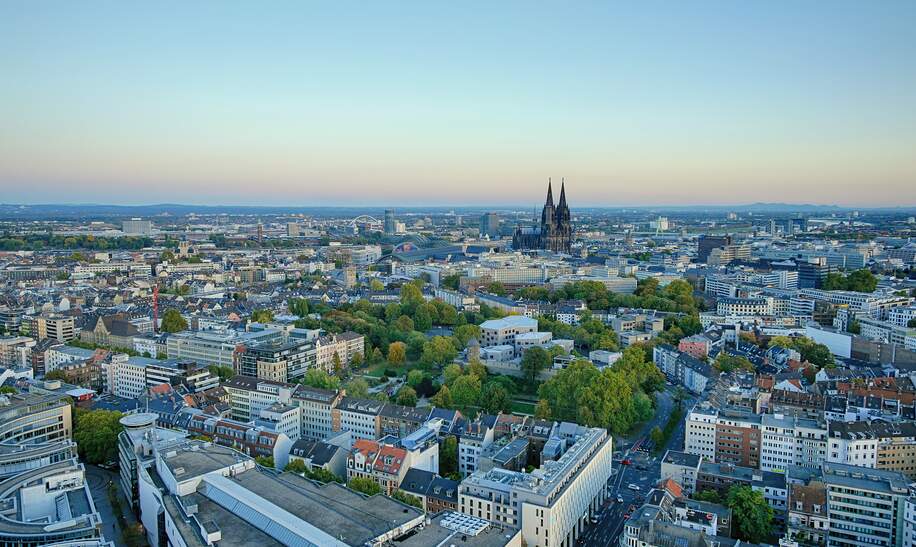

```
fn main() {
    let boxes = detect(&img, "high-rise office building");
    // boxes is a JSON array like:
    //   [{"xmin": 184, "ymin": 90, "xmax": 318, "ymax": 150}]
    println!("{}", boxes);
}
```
[
  {"xmin": 384, "ymin": 209, "xmax": 396, "ymax": 235},
  {"xmin": 479, "ymin": 212, "xmax": 500, "ymax": 238},
  {"xmin": 697, "ymin": 234, "xmax": 733, "ymax": 263},
  {"xmin": 122, "ymin": 218, "xmax": 152, "ymax": 234}
]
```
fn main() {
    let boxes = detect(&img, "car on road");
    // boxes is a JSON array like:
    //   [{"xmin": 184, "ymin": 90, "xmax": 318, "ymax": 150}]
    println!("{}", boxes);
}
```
[
  {"xmin": 627, "ymin": 483, "xmax": 640, "ymax": 491},
  {"xmin": 590, "ymin": 515, "xmax": 600, "ymax": 524},
  {"xmin": 617, "ymin": 496, "xmax": 624, "ymax": 503},
  {"xmin": 621, "ymin": 458, "xmax": 632, "ymax": 465}
]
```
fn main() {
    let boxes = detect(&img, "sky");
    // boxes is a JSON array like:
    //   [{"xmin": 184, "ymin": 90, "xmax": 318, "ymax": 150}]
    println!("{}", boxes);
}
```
[{"xmin": 1, "ymin": 2, "xmax": 915, "ymax": 208}]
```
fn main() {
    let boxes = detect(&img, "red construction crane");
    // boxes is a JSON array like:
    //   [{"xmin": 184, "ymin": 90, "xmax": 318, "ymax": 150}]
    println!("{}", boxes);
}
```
[{"xmin": 153, "ymin": 283, "xmax": 159, "ymax": 333}]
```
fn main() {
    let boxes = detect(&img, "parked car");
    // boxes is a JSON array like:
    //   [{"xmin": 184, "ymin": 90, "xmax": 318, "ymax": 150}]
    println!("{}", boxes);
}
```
[{"xmin": 627, "ymin": 483, "xmax": 640, "ymax": 491}]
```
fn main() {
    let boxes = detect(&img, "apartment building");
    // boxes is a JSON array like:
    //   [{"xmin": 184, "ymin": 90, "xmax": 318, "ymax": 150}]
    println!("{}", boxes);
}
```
[
  {"xmin": 458, "ymin": 426, "xmax": 613, "ymax": 547},
  {"xmin": 822, "ymin": 463, "xmax": 911, "ymax": 547},
  {"xmin": 787, "ymin": 480, "xmax": 829, "ymax": 547},
  {"xmin": 347, "ymin": 438, "xmax": 409, "ymax": 494},
  {"xmin": 224, "ymin": 375, "xmax": 296, "ymax": 422},
  {"xmin": 459, "ymin": 419, "xmax": 495, "ymax": 476},
  {"xmin": 234, "ymin": 337, "xmax": 316, "ymax": 382},
  {"xmin": 760, "ymin": 413, "xmax": 827, "ymax": 472},
  {"xmin": 696, "ymin": 461, "xmax": 788, "ymax": 515},
  {"xmin": 293, "ymin": 384, "xmax": 343, "ymax": 441},
  {"xmin": 716, "ymin": 296, "xmax": 773, "ymax": 317},
  {"xmin": 184, "ymin": 411, "xmax": 292, "ymax": 468},
  {"xmin": 0, "ymin": 335, "xmax": 35, "ymax": 367},
  {"xmin": 714, "ymin": 408, "xmax": 762, "ymax": 469},
  {"xmin": 653, "ymin": 345, "xmax": 714, "ymax": 395},
  {"xmin": 45, "ymin": 344, "xmax": 96, "ymax": 372},
  {"xmin": 828, "ymin": 421, "xmax": 916, "ymax": 479},
  {"xmin": 660, "ymin": 450, "xmax": 703, "ymax": 495},
  {"xmin": 315, "ymin": 330, "xmax": 365, "ymax": 372},
  {"xmin": 333, "ymin": 396, "xmax": 384, "ymax": 440},
  {"xmin": 685, "ymin": 405, "xmax": 718, "ymax": 462},
  {"xmin": 27, "ymin": 313, "xmax": 75, "ymax": 342}
]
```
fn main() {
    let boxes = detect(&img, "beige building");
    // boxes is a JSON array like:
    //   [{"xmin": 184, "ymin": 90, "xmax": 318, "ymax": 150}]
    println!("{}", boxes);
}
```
[{"xmin": 459, "ymin": 426, "xmax": 613, "ymax": 547}]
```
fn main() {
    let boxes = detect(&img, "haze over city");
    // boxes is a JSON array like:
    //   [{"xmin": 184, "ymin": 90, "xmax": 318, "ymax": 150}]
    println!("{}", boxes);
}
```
[{"xmin": 2, "ymin": 1, "xmax": 916, "ymax": 207}]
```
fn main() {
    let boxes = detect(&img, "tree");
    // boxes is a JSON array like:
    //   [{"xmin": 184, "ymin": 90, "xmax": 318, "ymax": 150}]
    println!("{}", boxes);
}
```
[
  {"xmin": 727, "ymin": 485, "xmax": 774, "ymax": 543},
  {"xmin": 420, "ymin": 336, "xmax": 458, "ymax": 369},
  {"xmin": 255, "ymin": 456, "xmax": 275, "ymax": 468},
  {"xmin": 160, "ymin": 308, "xmax": 188, "ymax": 333},
  {"xmin": 160, "ymin": 250, "xmax": 175, "ymax": 262},
  {"xmin": 0, "ymin": 386, "xmax": 15, "ymax": 394},
  {"xmin": 520, "ymin": 346, "xmax": 550, "ymax": 384},
  {"xmin": 344, "ymin": 378, "xmax": 370, "ymax": 398},
  {"xmin": 441, "ymin": 273, "xmax": 461, "ymax": 290},
  {"xmin": 467, "ymin": 359, "xmax": 488, "ymax": 382},
  {"xmin": 431, "ymin": 384, "xmax": 454, "ymax": 408},
  {"xmin": 251, "ymin": 309, "xmax": 274, "ymax": 323},
  {"xmin": 387, "ymin": 341, "xmax": 407, "ymax": 364},
  {"xmin": 369, "ymin": 279, "xmax": 385, "ymax": 291},
  {"xmin": 394, "ymin": 315, "xmax": 415, "ymax": 333},
  {"xmin": 480, "ymin": 382, "xmax": 510, "ymax": 413},
  {"xmin": 635, "ymin": 277, "xmax": 660, "ymax": 297},
  {"xmin": 440, "ymin": 435, "xmax": 458, "ymax": 477},
  {"xmin": 285, "ymin": 459, "xmax": 307, "ymax": 474},
  {"xmin": 399, "ymin": 283, "xmax": 424, "ymax": 315},
  {"xmin": 73, "ymin": 409, "xmax": 123, "ymax": 464},
  {"xmin": 348, "ymin": 477, "xmax": 382, "ymax": 496},
  {"xmin": 438, "ymin": 303, "xmax": 459, "ymax": 326},
  {"xmin": 822, "ymin": 269, "xmax": 877, "ymax": 293},
  {"xmin": 485, "ymin": 281, "xmax": 507, "ymax": 296},
  {"xmin": 332, "ymin": 352, "xmax": 344, "ymax": 376},
  {"xmin": 650, "ymin": 426, "xmax": 664, "ymax": 447},
  {"xmin": 535, "ymin": 399, "xmax": 551, "ymax": 419},
  {"xmin": 443, "ymin": 363, "xmax": 463, "ymax": 386},
  {"xmin": 909, "ymin": 318, "xmax": 916, "ymax": 328},
  {"xmin": 396, "ymin": 386, "xmax": 418, "ymax": 407},
  {"xmin": 713, "ymin": 353, "xmax": 755, "ymax": 373},
  {"xmin": 692, "ymin": 490, "xmax": 721, "ymax": 504},
  {"xmin": 451, "ymin": 374, "xmax": 482, "ymax": 411},
  {"xmin": 453, "ymin": 324, "xmax": 481, "ymax": 347},
  {"xmin": 407, "ymin": 369, "xmax": 424, "ymax": 388},
  {"xmin": 350, "ymin": 351, "xmax": 364, "ymax": 368},
  {"xmin": 391, "ymin": 489, "xmax": 423, "ymax": 508},
  {"xmin": 301, "ymin": 369, "xmax": 340, "ymax": 391},
  {"xmin": 44, "ymin": 369, "xmax": 68, "ymax": 381},
  {"xmin": 413, "ymin": 304, "xmax": 433, "ymax": 332},
  {"xmin": 208, "ymin": 365, "xmax": 235, "ymax": 381},
  {"xmin": 288, "ymin": 297, "xmax": 310, "ymax": 317}
]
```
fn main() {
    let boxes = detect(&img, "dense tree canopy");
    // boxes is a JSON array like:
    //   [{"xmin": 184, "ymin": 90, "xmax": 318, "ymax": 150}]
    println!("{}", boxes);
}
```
[
  {"xmin": 727, "ymin": 485, "xmax": 774, "ymax": 543},
  {"xmin": 822, "ymin": 269, "xmax": 878, "ymax": 293},
  {"xmin": 250, "ymin": 309, "xmax": 275, "ymax": 323},
  {"xmin": 347, "ymin": 477, "xmax": 382, "ymax": 496},
  {"xmin": 536, "ymin": 346, "xmax": 660, "ymax": 434},
  {"xmin": 160, "ymin": 308, "xmax": 188, "ymax": 333},
  {"xmin": 73, "ymin": 409, "xmax": 123, "ymax": 464},
  {"xmin": 768, "ymin": 336, "xmax": 835, "ymax": 368}
]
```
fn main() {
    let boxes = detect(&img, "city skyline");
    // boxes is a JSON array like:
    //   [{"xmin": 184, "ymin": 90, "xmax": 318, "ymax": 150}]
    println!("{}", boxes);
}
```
[{"xmin": 2, "ymin": 2, "xmax": 916, "ymax": 207}]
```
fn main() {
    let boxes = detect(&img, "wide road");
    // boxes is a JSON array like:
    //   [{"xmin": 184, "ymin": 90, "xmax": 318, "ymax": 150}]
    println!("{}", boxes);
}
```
[{"xmin": 576, "ymin": 384, "xmax": 698, "ymax": 546}]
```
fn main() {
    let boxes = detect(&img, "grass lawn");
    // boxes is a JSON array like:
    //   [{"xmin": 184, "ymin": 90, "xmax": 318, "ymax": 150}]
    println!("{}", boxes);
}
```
[
  {"xmin": 364, "ymin": 361, "xmax": 414, "ymax": 379},
  {"xmin": 510, "ymin": 400, "xmax": 536, "ymax": 415}
]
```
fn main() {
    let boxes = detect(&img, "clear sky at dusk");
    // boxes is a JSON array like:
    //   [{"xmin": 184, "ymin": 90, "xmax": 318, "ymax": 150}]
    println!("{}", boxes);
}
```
[{"xmin": 1, "ymin": 1, "xmax": 915, "ymax": 207}]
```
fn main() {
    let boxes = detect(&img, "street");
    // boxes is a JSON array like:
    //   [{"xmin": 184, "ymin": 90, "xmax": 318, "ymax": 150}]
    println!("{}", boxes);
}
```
[{"xmin": 576, "ymin": 384, "xmax": 696, "ymax": 546}]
